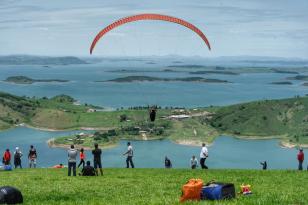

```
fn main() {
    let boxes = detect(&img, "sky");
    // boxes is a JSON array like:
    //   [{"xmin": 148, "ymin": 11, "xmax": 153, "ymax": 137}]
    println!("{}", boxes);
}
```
[{"xmin": 0, "ymin": 0, "xmax": 307, "ymax": 58}]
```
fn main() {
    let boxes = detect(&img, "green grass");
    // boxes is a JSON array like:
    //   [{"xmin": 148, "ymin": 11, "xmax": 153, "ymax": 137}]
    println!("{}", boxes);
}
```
[
  {"xmin": 209, "ymin": 96, "xmax": 308, "ymax": 144},
  {"xmin": 0, "ymin": 168, "xmax": 307, "ymax": 205}
]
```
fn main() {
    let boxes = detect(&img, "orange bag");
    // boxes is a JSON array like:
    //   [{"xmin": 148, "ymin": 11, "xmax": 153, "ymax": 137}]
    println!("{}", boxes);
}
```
[{"xmin": 180, "ymin": 179, "xmax": 204, "ymax": 202}]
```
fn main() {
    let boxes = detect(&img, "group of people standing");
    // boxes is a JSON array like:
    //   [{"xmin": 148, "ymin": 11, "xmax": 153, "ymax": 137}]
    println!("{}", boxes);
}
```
[
  {"xmin": 1, "ymin": 142, "xmax": 306, "ymax": 171},
  {"xmin": 67, "ymin": 142, "xmax": 134, "ymax": 176},
  {"xmin": 189, "ymin": 143, "xmax": 209, "ymax": 169},
  {"xmin": 165, "ymin": 143, "xmax": 209, "ymax": 169},
  {"xmin": 67, "ymin": 143, "xmax": 104, "ymax": 176},
  {"xmin": 2, "ymin": 145, "xmax": 37, "ymax": 169}
]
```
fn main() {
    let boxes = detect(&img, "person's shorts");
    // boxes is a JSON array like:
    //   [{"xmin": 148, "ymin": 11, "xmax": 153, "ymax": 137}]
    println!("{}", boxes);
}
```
[
  {"xmin": 29, "ymin": 158, "xmax": 36, "ymax": 164},
  {"xmin": 94, "ymin": 160, "xmax": 102, "ymax": 169}
]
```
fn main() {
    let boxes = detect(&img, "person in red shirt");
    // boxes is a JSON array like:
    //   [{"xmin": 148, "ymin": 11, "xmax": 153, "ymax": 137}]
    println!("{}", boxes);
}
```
[
  {"xmin": 297, "ymin": 148, "xmax": 304, "ymax": 170},
  {"xmin": 3, "ymin": 149, "xmax": 11, "ymax": 165},
  {"xmin": 78, "ymin": 148, "xmax": 86, "ymax": 168}
]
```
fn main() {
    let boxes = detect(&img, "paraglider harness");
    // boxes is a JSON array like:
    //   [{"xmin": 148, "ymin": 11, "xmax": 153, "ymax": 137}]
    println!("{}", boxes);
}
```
[{"xmin": 149, "ymin": 106, "xmax": 157, "ymax": 122}]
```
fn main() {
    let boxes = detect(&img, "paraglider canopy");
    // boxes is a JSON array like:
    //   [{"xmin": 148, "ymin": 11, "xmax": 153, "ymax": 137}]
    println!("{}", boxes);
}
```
[{"xmin": 90, "ymin": 13, "xmax": 211, "ymax": 54}]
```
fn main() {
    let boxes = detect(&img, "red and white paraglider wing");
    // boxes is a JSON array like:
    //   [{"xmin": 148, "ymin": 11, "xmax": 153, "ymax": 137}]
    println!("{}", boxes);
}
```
[{"xmin": 90, "ymin": 13, "xmax": 211, "ymax": 54}]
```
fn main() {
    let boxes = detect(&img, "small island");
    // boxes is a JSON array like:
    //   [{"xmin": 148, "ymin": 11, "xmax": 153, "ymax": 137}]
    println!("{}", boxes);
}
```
[
  {"xmin": 270, "ymin": 81, "xmax": 293, "ymax": 85},
  {"xmin": 286, "ymin": 75, "xmax": 308, "ymax": 81},
  {"xmin": 302, "ymin": 83, "xmax": 308, "ymax": 86},
  {"xmin": 4, "ymin": 76, "xmax": 69, "ymax": 84},
  {"xmin": 189, "ymin": 70, "xmax": 239, "ymax": 75},
  {"xmin": 98, "ymin": 76, "xmax": 230, "ymax": 83},
  {"xmin": 271, "ymin": 69, "xmax": 299, "ymax": 74}
]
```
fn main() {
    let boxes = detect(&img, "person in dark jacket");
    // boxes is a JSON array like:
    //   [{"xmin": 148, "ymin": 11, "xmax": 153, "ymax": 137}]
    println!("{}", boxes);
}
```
[
  {"xmin": 80, "ymin": 161, "xmax": 96, "ymax": 176},
  {"xmin": 297, "ymin": 148, "xmax": 304, "ymax": 170},
  {"xmin": 92, "ymin": 143, "xmax": 103, "ymax": 176},
  {"xmin": 165, "ymin": 156, "xmax": 172, "ymax": 168},
  {"xmin": 260, "ymin": 161, "xmax": 267, "ymax": 170},
  {"xmin": 14, "ymin": 147, "xmax": 23, "ymax": 169}
]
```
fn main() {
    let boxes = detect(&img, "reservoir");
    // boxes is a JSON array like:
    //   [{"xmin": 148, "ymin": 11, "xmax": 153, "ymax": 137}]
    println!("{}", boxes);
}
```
[
  {"xmin": 0, "ymin": 63, "xmax": 307, "ymax": 169},
  {"xmin": 0, "ymin": 127, "xmax": 302, "ymax": 169}
]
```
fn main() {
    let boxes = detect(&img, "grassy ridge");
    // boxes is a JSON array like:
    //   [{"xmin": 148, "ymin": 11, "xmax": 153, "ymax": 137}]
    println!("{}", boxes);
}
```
[
  {"xmin": 209, "ymin": 96, "xmax": 308, "ymax": 144},
  {"xmin": 0, "ymin": 168, "xmax": 307, "ymax": 205}
]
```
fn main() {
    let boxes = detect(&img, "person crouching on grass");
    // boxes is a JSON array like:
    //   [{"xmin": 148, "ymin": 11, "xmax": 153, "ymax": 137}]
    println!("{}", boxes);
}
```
[
  {"xmin": 80, "ymin": 161, "xmax": 96, "ymax": 176},
  {"xmin": 190, "ymin": 155, "xmax": 198, "ymax": 169}
]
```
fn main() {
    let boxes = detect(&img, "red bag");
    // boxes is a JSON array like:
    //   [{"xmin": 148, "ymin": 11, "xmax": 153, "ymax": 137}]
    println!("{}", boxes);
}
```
[{"xmin": 180, "ymin": 179, "xmax": 204, "ymax": 202}]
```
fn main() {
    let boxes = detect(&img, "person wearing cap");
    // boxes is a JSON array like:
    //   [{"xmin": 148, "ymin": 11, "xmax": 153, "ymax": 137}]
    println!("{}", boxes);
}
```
[
  {"xmin": 297, "ymin": 148, "xmax": 304, "ymax": 170},
  {"xmin": 14, "ymin": 147, "xmax": 23, "ymax": 169}
]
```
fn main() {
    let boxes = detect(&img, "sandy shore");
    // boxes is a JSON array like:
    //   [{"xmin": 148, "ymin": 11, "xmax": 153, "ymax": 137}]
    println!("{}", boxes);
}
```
[
  {"xmin": 174, "ymin": 139, "xmax": 212, "ymax": 147},
  {"xmin": 280, "ymin": 141, "xmax": 308, "ymax": 149}
]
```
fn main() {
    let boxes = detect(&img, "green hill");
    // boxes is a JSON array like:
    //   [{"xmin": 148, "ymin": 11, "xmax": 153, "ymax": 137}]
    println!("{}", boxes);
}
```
[
  {"xmin": 0, "ymin": 168, "xmax": 307, "ymax": 205},
  {"xmin": 1, "ymin": 91, "xmax": 308, "ymax": 147},
  {"xmin": 208, "ymin": 96, "xmax": 308, "ymax": 144}
]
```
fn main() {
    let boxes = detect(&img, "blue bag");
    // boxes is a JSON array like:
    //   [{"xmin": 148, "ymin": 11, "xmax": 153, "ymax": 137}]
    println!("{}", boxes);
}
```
[
  {"xmin": 4, "ymin": 165, "xmax": 12, "ymax": 171},
  {"xmin": 201, "ymin": 182, "xmax": 235, "ymax": 200}
]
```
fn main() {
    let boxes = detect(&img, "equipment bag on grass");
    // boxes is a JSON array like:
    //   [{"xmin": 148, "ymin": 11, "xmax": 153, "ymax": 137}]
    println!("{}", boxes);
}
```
[
  {"xmin": 201, "ymin": 182, "xmax": 235, "ymax": 200},
  {"xmin": 0, "ymin": 186, "xmax": 23, "ymax": 204},
  {"xmin": 180, "ymin": 179, "xmax": 203, "ymax": 202},
  {"xmin": 3, "ymin": 165, "xmax": 12, "ymax": 171}
]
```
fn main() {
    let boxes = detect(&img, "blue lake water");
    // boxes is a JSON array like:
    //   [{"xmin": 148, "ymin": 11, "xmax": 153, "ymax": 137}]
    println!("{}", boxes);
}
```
[
  {"xmin": 0, "ymin": 127, "xmax": 303, "ymax": 169},
  {"xmin": 0, "ymin": 63, "xmax": 307, "ymax": 169},
  {"xmin": 0, "ymin": 64, "xmax": 307, "ymax": 108}
]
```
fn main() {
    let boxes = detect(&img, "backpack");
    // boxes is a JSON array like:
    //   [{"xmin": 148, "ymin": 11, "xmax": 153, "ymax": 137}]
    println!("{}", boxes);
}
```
[
  {"xmin": 4, "ymin": 165, "xmax": 12, "ymax": 171},
  {"xmin": 180, "ymin": 179, "xmax": 203, "ymax": 202},
  {"xmin": 0, "ymin": 186, "xmax": 23, "ymax": 204},
  {"xmin": 201, "ymin": 182, "xmax": 235, "ymax": 200}
]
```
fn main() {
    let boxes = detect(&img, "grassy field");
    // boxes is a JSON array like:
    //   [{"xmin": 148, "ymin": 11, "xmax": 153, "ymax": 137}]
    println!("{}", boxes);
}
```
[{"xmin": 0, "ymin": 168, "xmax": 307, "ymax": 205}]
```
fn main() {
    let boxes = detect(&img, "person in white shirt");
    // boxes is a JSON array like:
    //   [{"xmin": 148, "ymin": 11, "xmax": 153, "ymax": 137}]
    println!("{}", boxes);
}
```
[
  {"xmin": 123, "ymin": 142, "xmax": 134, "ymax": 168},
  {"xmin": 199, "ymin": 143, "xmax": 208, "ymax": 169},
  {"xmin": 190, "ymin": 155, "xmax": 198, "ymax": 169}
]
